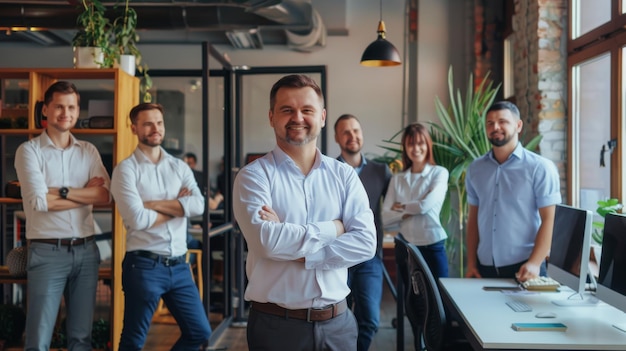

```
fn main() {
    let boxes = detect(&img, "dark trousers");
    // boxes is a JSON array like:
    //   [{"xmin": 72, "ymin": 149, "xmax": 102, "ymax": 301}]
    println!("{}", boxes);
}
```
[
  {"xmin": 478, "ymin": 260, "xmax": 547, "ymax": 279},
  {"xmin": 247, "ymin": 307, "xmax": 357, "ymax": 351},
  {"xmin": 118, "ymin": 253, "xmax": 211, "ymax": 351},
  {"xmin": 417, "ymin": 239, "xmax": 449, "ymax": 278},
  {"xmin": 347, "ymin": 256, "xmax": 383, "ymax": 351}
]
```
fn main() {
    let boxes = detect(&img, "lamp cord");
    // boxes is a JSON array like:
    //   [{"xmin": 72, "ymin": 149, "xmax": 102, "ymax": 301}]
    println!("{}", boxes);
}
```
[{"xmin": 379, "ymin": 0, "xmax": 383, "ymax": 22}]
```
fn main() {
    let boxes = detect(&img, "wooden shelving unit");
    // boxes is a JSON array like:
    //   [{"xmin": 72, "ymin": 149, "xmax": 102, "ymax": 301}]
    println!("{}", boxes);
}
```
[{"xmin": 0, "ymin": 68, "xmax": 139, "ymax": 351}]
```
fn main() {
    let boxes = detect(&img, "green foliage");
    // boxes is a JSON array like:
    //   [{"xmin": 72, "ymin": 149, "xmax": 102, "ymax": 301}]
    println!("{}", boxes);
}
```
[
  {"xmin": 111, "ymin": 1, "xmax": 140, "ymax": 58},
  {"xmin": 73, "ymin": 0, "xmax": 110, "ymax": 49},
  {"xmin": 91, "ymin": 318, "xmax": 111, "ymax": 349},
  {"xmin": 0, "ymin": 304, "xmax": 26, "ymax": 343},
  {"xmin": 592, "ymin": 198, "xmax": 623, "ymax": 245}
]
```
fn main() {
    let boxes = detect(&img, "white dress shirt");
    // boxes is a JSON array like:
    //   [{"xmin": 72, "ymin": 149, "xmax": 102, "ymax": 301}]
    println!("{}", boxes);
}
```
[
  {"xmin": 110, "ymin": 147, "xmax": 204, "ymax": 257},
  {"xmin": 382, "ymin": 164, "xmax": 449, "ymax": 246},
  {"xmin": 14, "ymin": 130, "xmax": 110, "ymax": 239},
  {"xmin": 233, "ymin": 146, "xmax": 376, "ymax": 309}
]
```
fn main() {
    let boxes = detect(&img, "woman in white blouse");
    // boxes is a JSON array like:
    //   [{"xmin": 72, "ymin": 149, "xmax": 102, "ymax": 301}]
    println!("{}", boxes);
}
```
[{"xmin": 382, "ymin": 123, "xmax": 450, "ymax": 278}]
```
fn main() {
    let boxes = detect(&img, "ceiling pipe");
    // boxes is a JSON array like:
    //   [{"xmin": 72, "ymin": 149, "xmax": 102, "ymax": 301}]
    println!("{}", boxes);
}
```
[{"xmin": 0, "ymin": 0, "xmax": 327, "ymax": 50}]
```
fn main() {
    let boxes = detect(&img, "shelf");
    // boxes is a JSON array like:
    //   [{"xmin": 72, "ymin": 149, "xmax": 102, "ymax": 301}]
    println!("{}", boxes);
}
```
[
  {"xmin": 0, "ymin": 67, "xmax": 139, "ymax": 351},
  {"xmin": 0, "ymin": 198, "xmax": 22, "ymax": 204}
]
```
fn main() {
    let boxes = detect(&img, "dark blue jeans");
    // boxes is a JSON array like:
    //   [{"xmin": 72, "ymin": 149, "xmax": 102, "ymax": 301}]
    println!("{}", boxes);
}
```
[
  {"xmin": 119, "ymin": 253, "xmax": 211, "ymax": 351},
  {"xmin": 417, "ymin": 239, "xmax": 449, "ymax": 279},
  {"xmin": 347, "ymin": 256, "xmax": 383, "ymax": 351}
]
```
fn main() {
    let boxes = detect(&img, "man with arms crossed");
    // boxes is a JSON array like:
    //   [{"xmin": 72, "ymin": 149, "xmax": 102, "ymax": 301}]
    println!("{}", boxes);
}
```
[
  {"xmin": 465, "ymin": 101, "xmax": 562, "ymax": 281},
  {"xmin": 233, "ymin": 75, "xmax": 376, "ymax": 351},
  {"xmin": 15, "ymin": 81, "xmax": 110, "ymax": 351},
  {"xmin": 111, "ymin": 103, "xmax": 211, "ymax": 350},
  {"xmin": 334, "ymin": 113, "xmax": 391, "ymax": 351}
]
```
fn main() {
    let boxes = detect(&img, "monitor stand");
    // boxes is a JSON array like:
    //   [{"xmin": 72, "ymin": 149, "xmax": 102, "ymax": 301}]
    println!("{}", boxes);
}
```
[
  {"xmin": 613, "ymin": 323, "xmax": 626, "ymax": 333},
  {"xmin": 552, "ymin": 293, "xmax": 600, "ymax": 307}
]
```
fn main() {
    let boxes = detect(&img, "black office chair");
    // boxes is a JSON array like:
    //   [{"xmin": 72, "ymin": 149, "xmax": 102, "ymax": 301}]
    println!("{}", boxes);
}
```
[
  {"xmin": 393, "ymin": 234, "xmax": 411, "ymax": 351},
  {"xmin": 405, "ymin": 242, "xmax": 470, "ymax": 351}
]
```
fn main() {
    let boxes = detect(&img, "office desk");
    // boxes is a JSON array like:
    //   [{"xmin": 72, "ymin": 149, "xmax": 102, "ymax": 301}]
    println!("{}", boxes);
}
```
[{"xmin": 439, "ymin": 278, "xmax": 626, "ymax": 350}]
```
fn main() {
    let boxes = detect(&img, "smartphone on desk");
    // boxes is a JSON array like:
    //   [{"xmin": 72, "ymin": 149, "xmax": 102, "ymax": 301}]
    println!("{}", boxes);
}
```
[{"xmin": 511, "ymin": 322, "xmax": 567, "ymax": 331}]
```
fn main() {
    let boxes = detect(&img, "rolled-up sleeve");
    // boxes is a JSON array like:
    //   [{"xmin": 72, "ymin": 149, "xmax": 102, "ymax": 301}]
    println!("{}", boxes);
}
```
[{"xmin": 15, "ymin": 142, "xmax": 49, "ymax": 212}]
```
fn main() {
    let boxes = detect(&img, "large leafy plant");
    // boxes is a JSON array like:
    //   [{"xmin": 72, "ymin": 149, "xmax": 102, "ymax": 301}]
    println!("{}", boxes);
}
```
[{"xmin": 592, "ymin": 198, "xmax": 623, "ymax": 245}]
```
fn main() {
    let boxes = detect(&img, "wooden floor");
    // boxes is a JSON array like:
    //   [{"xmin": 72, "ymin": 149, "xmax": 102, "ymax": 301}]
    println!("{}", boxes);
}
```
[{"xmin": 145, "ymin": 283, "xmax": 417, "ymax": 351}]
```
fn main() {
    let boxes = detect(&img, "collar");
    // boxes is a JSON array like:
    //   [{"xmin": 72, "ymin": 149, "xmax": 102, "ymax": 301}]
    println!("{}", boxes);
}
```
[
  {"xmin": 134, "ymin": 146, "xmax": 167, "ymax": 164},
  {"xmin": 401, "ymin": 163, "xmax": 433, "ymax": 181},
  {"xmin": 488, "ymin": 142, "xmax": 524, "ymax": 163},
  {"xmin": 272, "ymin": 145, "xmax": 324, "ymax": 171},
  {"xmin": 39, "ymin": 130, "xmax": 80, "ymax": 150},
  {"xmin": 338, "ymin": 154, "xmax": 367, "ymax": 174}
]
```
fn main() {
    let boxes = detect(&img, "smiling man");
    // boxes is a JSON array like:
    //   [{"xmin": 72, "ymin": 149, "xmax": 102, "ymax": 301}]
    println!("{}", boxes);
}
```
[
  {"xmin": 233, "ymin": 75, "xmax": 376, "ymax": 351},
  {"xmin": 110, "ymin": 103, "xmax": 211, "ymax": 351},
  {"xmin": 15, "ymin": 81, "xmax": 111, "ymax": 351},
  {"xmin": 334, "ymin": 114, "xmax": 391, "ymax": 351},
  {"xmin": 465, "ymin": 101, "xmax": 562, "ymax": 282}
]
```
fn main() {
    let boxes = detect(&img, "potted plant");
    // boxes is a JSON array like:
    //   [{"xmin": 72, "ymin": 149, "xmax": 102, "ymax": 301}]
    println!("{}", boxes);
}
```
[
  {"xmin": 111, "ymin": 0, "xmax": 140, "ymax": 75},
  {"xmin": 110, "ymin": 0, "xmax": 152, "ymax": 102},
  {"xmin": 72, "ymin": 0, "xmax": 112, "ymax": 68}
]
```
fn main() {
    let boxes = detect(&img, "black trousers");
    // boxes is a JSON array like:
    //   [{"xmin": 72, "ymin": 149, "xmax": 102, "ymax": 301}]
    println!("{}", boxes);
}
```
[{"xmin": 478, "ymin": 260, "xmax": 547, "ymax": 279}]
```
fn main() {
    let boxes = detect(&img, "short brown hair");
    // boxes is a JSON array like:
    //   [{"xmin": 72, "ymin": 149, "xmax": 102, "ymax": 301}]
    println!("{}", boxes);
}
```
[
  {"xmin": 269, "ymin": 74, "xmax": 324, "ymax": 111},
  {"xmin": 129, "ymin": 103, "xmax": 164, "ymax": 124},
  {"xmin": 44, "ymin": 81, "xmax": 80, "ymax": 106},
  {"xmin": 401, "ymin": 123, "xmax": 436, "ymax": 171},
  {"xmin": 333, "ymin": 114, "xmax": 360, "ymax": 134}
]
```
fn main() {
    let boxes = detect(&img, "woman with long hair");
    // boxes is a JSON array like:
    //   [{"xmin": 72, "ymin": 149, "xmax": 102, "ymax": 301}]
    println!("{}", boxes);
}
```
[{"xmin": 382, "ymin": 123, "xmax": 449, "ymax": 278}]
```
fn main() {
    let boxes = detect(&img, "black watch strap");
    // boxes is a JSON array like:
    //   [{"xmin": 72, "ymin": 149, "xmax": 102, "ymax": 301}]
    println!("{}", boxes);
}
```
[{"xmin": 59, "ymin": 187, "xmax": 69, "ymax": 199}]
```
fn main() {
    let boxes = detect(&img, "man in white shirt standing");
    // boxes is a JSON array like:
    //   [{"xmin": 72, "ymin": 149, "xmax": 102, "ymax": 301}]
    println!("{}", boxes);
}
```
[
  {"xmin": 233, "ymin": 74, "xmax": 377, "ymax": 351},
  {"xmin": 15, "ymin": 81, "xmax": 111, "ymax": 351},
  {"xmin": 110, "ymin": 103, "xmax": 211, "ymax": 351}
]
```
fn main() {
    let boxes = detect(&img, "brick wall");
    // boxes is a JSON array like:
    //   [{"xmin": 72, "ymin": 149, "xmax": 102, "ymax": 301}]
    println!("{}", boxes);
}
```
[{"xmin": 511, "ymin": 0, "xmax": 568, "ymax": 199}]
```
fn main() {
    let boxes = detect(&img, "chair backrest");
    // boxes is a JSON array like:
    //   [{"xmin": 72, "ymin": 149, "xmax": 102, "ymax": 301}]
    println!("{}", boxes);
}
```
[
  {"xmin": 394, "ymin": 234, "xmax": 411, "ymax": 351},
  {"xmin": 406, "ymin": 243, "xmax": 447, "ymax": 351}
]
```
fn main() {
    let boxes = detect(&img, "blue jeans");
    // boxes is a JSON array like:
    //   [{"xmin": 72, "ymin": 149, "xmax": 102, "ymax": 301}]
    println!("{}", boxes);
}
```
[
  {"xmin": 119, "ymin": 253, "xmax": 211, "ymax": 351},
  {"xmin": 25, "ymin": 240, "xmax": 100, "ymax": 351},
  {"xmin": 417, "ymin": 240, "xmax": 449, "ymax": 279},
  {"xmin": 347, "ymin": 256, "xmax": 383, "ymax": 351}
]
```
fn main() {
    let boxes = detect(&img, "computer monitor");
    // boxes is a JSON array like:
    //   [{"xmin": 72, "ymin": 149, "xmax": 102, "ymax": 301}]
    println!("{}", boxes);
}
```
[
  {"xmin": 596, "ymin": 212, "xmax": 626, "ymax": 314},
  {"xmin": 547, "ymin": 204, "xmax": 595, "ymax": 306}
]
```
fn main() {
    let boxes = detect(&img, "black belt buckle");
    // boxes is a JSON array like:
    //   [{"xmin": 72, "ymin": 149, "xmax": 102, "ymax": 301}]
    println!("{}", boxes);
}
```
[{"xmin": 162, "ymin": 256, "xmax": 179, "ymax": 267}]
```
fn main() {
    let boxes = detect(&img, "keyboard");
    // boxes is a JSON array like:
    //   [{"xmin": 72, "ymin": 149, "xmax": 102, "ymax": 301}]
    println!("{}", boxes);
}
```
[
  {"xmin": 521, "ymin": 276, "xmax": 561, "ymax": 291},
  {"xmin": 506, "ymin": 300, "xmax": 533, "ymax": 312}
]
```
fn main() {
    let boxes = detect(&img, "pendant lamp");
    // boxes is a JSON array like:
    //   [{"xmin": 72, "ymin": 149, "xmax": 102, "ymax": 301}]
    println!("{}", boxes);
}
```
[{"xmin": 360, "ymin": 0, "xmax": 401, "ymax": 67}]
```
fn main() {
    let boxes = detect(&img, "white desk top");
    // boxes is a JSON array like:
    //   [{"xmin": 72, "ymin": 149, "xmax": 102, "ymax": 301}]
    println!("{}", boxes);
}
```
[{"xmin": 439, "ymin": 278, "xmax": 626, "ymax": 350}]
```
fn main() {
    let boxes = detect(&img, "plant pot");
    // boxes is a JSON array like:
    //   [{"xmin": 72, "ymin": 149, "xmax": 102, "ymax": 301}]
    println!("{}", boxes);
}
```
[
  {"xmin": 118, "ymin": 54, "xmax": 136, "ymax": 76},
  {"xmin": 73, "ymin": 47, "xmax": 104, "ymax": 69}
]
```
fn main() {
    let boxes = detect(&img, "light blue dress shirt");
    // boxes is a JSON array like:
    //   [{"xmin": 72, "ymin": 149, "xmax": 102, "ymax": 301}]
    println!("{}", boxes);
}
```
[
  {"xmin": 233, "ymin": 146, "xmax": 376, "ymax": 309},
  {"xmin": 111, "ymin": 147, "xmax": 205, "ymax": 257},
  {"xmin": 466, "ymin": 143, "xmax": 562, "ymax": 267},
  {"xmin": 382, "ymin": 164, "xmax": 449, "ymax": 245}
]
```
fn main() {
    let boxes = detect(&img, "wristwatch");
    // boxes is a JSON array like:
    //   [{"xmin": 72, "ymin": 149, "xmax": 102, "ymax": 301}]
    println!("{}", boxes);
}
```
[{"xmin": 59, "ymin": 187, "xmax": 69, "ymax": 199}]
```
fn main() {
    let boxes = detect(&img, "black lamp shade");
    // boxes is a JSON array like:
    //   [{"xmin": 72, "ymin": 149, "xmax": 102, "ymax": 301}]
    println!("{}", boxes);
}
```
[{"xmin": 360, "ymin": 20, "xmax": 401, "ymax": 67}]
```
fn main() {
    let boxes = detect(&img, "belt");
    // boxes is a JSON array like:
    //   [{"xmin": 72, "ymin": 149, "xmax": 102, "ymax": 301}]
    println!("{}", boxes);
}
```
[
  {"xmin": 130, "ymin": 250, "xmax": 185, "ymax": 267},
  {"xmin": 29, "ymin": 236, "xmax": 95, "ymax": 247},
  {"xmin": 250, "ymin": 299, "xmax": 347, "ymax": 322}
]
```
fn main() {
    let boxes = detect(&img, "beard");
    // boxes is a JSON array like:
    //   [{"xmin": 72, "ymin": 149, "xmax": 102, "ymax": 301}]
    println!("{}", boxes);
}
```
[
  {"xmin": 139, "ymin": 134, "xmax": 163, "ymax": 147},
  {"xmin": 281, "ymin": 124, "xmax": 318, "ymax": 146},
  {"xmin": 489, "ymin": 133, "xmax": 514, "ymax": 147}
]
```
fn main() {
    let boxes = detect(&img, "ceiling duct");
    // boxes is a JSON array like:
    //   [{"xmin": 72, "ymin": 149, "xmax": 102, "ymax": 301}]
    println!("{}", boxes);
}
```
[{"xmin": 0, "ymin": 0, "xmax": 327, "ymax": 51}]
